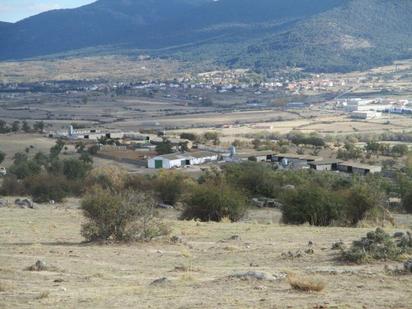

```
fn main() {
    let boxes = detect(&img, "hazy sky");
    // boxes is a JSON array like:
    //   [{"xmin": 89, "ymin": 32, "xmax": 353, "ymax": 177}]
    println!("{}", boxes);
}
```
[{"xmin": 0, "ymin": 0, "xmax": 95, "ymax": 22}]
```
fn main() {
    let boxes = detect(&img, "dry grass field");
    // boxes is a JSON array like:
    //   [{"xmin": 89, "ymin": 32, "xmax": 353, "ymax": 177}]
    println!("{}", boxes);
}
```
[{"xmin": 0, "ymin": 203, "xmax": 411, "ymax": 309}]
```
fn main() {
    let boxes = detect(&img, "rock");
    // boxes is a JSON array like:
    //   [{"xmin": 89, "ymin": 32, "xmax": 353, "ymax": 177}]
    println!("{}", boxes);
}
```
[
  {"xmin": 157, "ymin": 203, "xmax": 174, "ymax": 209},
  {"xmin": 0, "ymin": 199, "xmax": 8, "ymax": 207},
  {"xmin": 308, "ymin": 241, "xmax": 314, "ymax": 246},
  {"xmin": 15, "ymin": 198, "xmax": 34, "ymax": 209},
  {"xmin": 305, "ymin": 248, "xmax": 314, "ymax": 255},
  {"xmin": 229, "ymin": 271, "xmax": 276, "ymax": 281},
  {"xmin": 393, "ymin": 232, "xmax": 405, "ymax": 238},
  {"xmin": 404, "ymin": 259, "xmax": 412, "ymax": 273},
  {"xmin": 229, "ymin": 235, "xmax": 241, "ymax": 241},
  {"xmin": 331, "ymin": 240, "xmax": 345, "ymax": 250},
  {"xmin": 150, "ymin": 277, "xmax": 169, "ymax": 285},
  {"xmin": 26, "ymin": 260, "xmax": 48, "ymax": 271},
  {"xmin": 170, "ymin": 235, "xmax": 183, "ymax": 244},
  {"xmin": 282, "ymin": 184, "xmax": 296, "ymax": 190},
  {"xmin": 54, "ymin": 278, "xmax": 64, "ymax": 283}
]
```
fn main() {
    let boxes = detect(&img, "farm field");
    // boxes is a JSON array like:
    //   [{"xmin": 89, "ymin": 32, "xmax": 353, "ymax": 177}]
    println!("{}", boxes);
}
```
[{"xmin": 0, "ymin": 204, "xmax": 411, "ymax": 309}]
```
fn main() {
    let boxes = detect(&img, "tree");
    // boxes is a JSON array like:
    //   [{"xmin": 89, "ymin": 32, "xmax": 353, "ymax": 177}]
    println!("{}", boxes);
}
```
[
  {"xmin": 180, "ymin": 132, "xmax": 198, "ymax": 141},
  {"xmin": 22, "ymin": 121, "xmax": 31, "ymax": 133},
  {"xmin": 75, "ymin": 141, "xmax": 86, "ymax": 153},
  {"xmin": 0, "ymin": 151, "xmax": 5, "ymax": 164},
  {"xmin": 203, "ymin": 132, "xmax": 220, "ymax": 145},
  {"xmin": 11, "ymin": 121, "xmax": 20, "ymax": 132},
  {"xmin": 391, "ymin": 144, "xmax": 408, "ymax": 157},
  {"xmin": 402, "ymin": 184, "xmax": 412, "ymax": 214},
  {"xmin": 155, "ymin": 139, "xmax": 173, "ymax": 155},
  {"xmin": 50, "ymin": 139, "xmax": 65, "ymax": 159},
  {"xmin": 63, "ymin": 158, "xmax": 91, "ymax": 180},
  {"xmin": 33, "ymin": 121, "xmax": 45, "ymax": 133},
  {"xmin": 79, "ymin": 152, "xmax": 93, "ymax": 164},
  {"xmin": 154, "ymin": 171, "xmax": 185, "ymax": 205},
  {"xmin": 0, "ymin": 120, "xmax": 8, "ymax": 133}
]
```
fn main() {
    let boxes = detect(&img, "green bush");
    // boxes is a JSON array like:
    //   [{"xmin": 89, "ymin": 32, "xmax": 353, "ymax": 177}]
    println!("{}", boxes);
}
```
[
  {"xmin": 181, "ymin": 182, "xmax": 247, "ymax": 222},
  {"xmin": 341, "ymin": 228, "xmax": 411, "ymax": 264},
  {"xmin": 81, "ymin": 189, "xmax": 169, "ymax": 242},
  {"xmin": 402, "ymin": 189, "xmax": 412, "ymax": 214},
  {"xmin": 280, "ymin": 185, "xmax": 342, "ymax": 226},
  {"xmin": 63, "ymin": 158, "xmax": 91, "ymax": 180},
  {"xmin": 154, "ymin": 171, "xmax": 185, "ymax": 205},
  {"xmin": 343, "ymin": 184, "xmax": 384, "ymax": 225},
  {"xmin": 0, "ymin": 151, "xmax": 5, "ymax": 164},
  {"xmin": 23, "ymin": 174, "xmax": 74, "ymax": 203},
  {"xmin": 0, "ymin": 175, "xmax": 25, "ymax": 196}
]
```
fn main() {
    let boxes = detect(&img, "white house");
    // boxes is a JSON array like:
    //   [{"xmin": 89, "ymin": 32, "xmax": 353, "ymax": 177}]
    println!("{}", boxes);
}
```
[{"xmin": 148, "ymin": 151, "xmax": 219, "ymax": 169}]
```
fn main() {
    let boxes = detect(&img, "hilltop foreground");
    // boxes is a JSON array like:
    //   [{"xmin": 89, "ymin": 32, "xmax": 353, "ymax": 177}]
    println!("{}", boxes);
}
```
[{"xmin": 0, "ymin": 203, "xmax": 411, "ymax": 308}]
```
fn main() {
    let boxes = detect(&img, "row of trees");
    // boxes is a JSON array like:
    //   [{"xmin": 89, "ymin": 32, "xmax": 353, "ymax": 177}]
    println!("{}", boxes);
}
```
[
  {"xmin": 1, "ymin": 140, "xmax": 92, "ymax": 203},
  {"xmin": 0, "ymin": 120, "xmax": 45, "ymax": 134}
]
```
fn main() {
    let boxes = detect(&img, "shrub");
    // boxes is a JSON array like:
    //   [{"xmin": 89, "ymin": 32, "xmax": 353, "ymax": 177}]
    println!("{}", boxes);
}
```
[
  {"xmin": 341, "ymin": 228, "xmax": 412, "ymax": 264},
  {"xmin": 155, "ymin": 139, "xmax": 173, "ymax": 155},
  {"xmin": 0, "ymin": 175, "xmax": 25, "ymax": 196},
  {"xmin": 402, "ymin": 189, "xmax": 412, "ymax": 214},
  {"xmin": 81, "ymin": 189, "xmax": 169, "ymax": 242},
  {"xmin": 343, "ymin": 184, "xmax": 385, "ymax": 225},
  {"xmin": 9, "ymin": 159, "xmax": 41, "ymax": 179},
  {"xmin": 288, "ymin": 273, "xmax": 325, "ymax": 292},
  {"xmin": 181, "ymin": 182, "xmax": 247, "ymax": 222},
  {"xmin": 280, "ymin": 185, "xmax": 342, "ymax": 226},
  {"xmin": 85, "ymin": 166, "xmax": 128, "ymax": 193},
  {"xmin": 23, "ymin": 174, "xmax": 73, "ymax": 203},
  {"xmin": 0, "ymin": 151, "xmax": 5, "ymax": 164},
  {"xmin": 63, "ymin": 158, "xmax": 91, "ymax": 180}
]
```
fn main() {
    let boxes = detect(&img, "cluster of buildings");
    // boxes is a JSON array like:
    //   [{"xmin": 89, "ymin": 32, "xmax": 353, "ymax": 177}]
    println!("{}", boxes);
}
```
[
  {"xmin": 147, "ymin": 148, "xmax": 382, "ymax": 176},
  {"xmin": 338, "ymin": 98, "xmax": 411, "ymax": 120},
  {"xmin": 235, "ymin": 151, "xmax": 382, "ymax": 175}
]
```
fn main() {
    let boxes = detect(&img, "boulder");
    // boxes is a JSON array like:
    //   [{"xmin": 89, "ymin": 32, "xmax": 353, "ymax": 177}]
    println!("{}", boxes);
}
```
[
  {"xmin": 150, "ymin": 277, "xmax": 169, "ymax": 285},
  {"xmin": 15, "ymin": 198, "xmax": 34, "ymax": 209},
  {"xmin": 404, "ymin": 259, "xmax": 412, "ymax": 273}
]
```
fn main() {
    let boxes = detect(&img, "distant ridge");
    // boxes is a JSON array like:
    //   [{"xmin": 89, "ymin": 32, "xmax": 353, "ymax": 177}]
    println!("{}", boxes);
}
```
[{"xmin": 0, "ymin": 0, "xmax": 411, "ymax": 73}]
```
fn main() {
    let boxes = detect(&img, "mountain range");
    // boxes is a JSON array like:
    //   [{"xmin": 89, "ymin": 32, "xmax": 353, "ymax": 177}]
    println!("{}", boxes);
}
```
[{"xmin": 1, "ymin": 0, "xmax": 412, "ymax": 73}]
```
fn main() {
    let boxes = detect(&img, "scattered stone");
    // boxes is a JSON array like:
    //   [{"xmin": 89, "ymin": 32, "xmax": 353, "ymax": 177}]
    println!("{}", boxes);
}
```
[
  {"xmin": 305, "ymin": 248, "xmax": 314, "ymax": 255},
  {"xmin": 404, "ymin": 259, "xmax": 412, "ymax": 273},
  {"xmin": 254, "ymin": 285, "xmax": 267, "ymax": 290},
  {"xmin": 249, "ymin": 262, "xmax": 259, "ymax": 267},
  {"xmin": 308, "ymin": 241, "xmax": 314, "ymax": 246},
  {"xmin": 54, "ymin": 278, "xmax": 64, "ymax": 283},
  {"xmin": 282, "ymin": 184, "xmax": 296, "ymax": 190},
  {"xmin": 150, "ymin": 277, "xmax": 169, "ymax": 286},
  {"xmin": 170, "ymin": 235, "xmax": 183, "ymax": 244},
  {"xmin": 157, "ymin": 203, "xmax": 174, "ymax": 209},
  {"xmin": 26, "ymin": 260, "xmax": 48, "ymax": 271},
  {"xmin": 0, "ymin": 199, "xmax": 8, "ymax": 207},
  {"xmin": 229, "ymin": 271, "xmax": 276, "ymax": 281},
  {"xmin": 229, "ymin": 235, "xmax": 241, "ymax": 241},
  {"xmin": 393, "ymin": 232, "xmax": 405, "ymax": 238},
  {"xmin": 331, "ymin": 241, "xmax": 345, "ymax": 250}
]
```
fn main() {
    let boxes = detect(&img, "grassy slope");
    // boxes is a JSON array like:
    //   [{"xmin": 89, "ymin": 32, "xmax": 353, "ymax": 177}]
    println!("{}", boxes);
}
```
[{"xmin": 0, "ymin": 205, "xmax": 411, "ymax": 308}]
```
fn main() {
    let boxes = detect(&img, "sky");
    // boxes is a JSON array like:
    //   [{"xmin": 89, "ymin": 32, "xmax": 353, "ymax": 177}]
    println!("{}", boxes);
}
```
[{"xmin": 0, "ymin": 0, "xmax": 95, "ymax": 22}]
